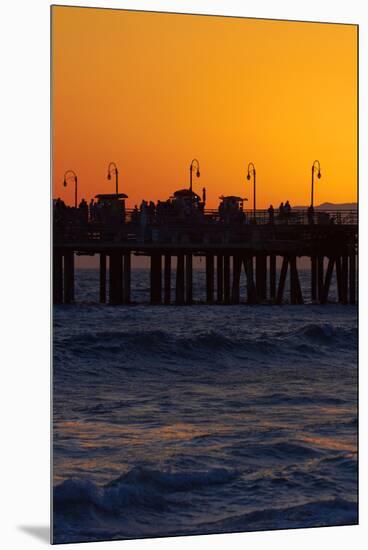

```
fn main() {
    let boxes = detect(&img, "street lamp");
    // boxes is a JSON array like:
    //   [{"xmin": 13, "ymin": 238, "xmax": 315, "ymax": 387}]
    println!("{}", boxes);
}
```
[
  {"xmin": 63, "ymin": 169, "xmax": 78, "ymax": 208},
  {"xmin": 311, "ymin": 160, "xmax": 321, "ymax": 208},
  {"xmin": 246, "ymin": 162, "xmax": 256, "ymax": 218},
  {"xmin": 189, "ymin": 159, "xmax": 200, "ymax": 214},
  {"xmin": 189, "ymin": 159, "xmax": 200, "ymax": 193},
  {"xmin": 107, "ymin": 162, "xmax": 119, "ymax": 195}
]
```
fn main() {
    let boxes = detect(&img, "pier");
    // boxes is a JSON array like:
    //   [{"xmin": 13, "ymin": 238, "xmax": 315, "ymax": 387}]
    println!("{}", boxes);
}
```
[{"xmin": 53, "ymin": 205, "xmax": 357, "ymax": 306}]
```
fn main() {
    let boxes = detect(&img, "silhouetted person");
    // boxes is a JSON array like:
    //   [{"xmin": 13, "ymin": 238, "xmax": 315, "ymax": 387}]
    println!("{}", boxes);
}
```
[
  {"xmin": 284, "ymin": 200, "xmax": 291, "ymax": 222},
  {"xmin": 79, "ymin": 198, "xmax": 88, "ymax": 224},
  {"xmin": 140, "ymin": 200, "xmax": 147, "ymax": 242},
  {"xmin": 132, "ymin": 205, "xmax": 139, "ymax": 223},
  {"xmin": 307, "ymin": 204, "xmax": 314, "ymax": 225},
  {"xmin": 89, "ymin": 198, "xmax": 95, "ymax": 221},
  {"xmin": 279, "ymin": 202, "xmax": 284, "ymax": 220},
  {"xmin": 268, "ymin": 204, "xmax": 274, "ymax": 224},
  {"xmin": 54, "ymin": 198, "xmax": 67, "ymax": 227},
  {"xmin": 55, "ymin": 197, "xmax": 66, "ymax": 213},
  {"xmin": 148, "ymin": 201, "xmax": 156, "ymax": 222},
  {"xmin": 218, "ymin": 201, "xmax": 225, "ymax": 220}
]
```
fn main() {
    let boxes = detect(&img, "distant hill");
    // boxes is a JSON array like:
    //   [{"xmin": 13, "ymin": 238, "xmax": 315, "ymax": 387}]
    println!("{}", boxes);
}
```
[{"xmin": 292, "ymin": 202, "xmax": 357, "ymax": 211}]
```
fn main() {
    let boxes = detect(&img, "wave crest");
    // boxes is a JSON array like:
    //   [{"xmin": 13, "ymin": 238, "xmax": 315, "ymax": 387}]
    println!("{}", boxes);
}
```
[
  {"xmin": 54, "ymin": 466, "xmax": 238, "ymax": 514},
  {"xmin": 55, "ymin": 322, "xmax": 356, "ymax": 366}
]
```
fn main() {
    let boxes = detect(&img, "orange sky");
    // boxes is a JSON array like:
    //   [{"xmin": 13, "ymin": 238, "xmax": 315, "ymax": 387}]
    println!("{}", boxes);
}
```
[{"xmin": 52, "ymin": 7, "xmax": 357, "ymax": 209}]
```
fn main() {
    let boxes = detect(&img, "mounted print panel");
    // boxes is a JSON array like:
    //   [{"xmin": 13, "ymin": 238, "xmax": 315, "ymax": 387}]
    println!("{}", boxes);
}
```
[{"xmin": 52, "ymin": 6, "xmax": 358, "ymax": 544}]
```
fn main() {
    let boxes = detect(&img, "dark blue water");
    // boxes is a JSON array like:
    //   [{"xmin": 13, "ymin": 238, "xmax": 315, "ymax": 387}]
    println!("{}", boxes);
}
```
[{"xmin": 53, "ymin": 268, "xmax": 358, "ymax": 543}]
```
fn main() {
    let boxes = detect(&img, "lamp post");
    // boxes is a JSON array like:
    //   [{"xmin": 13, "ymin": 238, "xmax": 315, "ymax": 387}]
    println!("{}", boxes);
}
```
[
  {"xmin": 107, "ymin": 162, "xmax": 119, "ymax": 195},
  {"xmin": 246, "ymin": 162, "xmax": 256, "ymax": 218},
  {"xmin": 63, "ymin": 169, "xmax": 78, "ymax": 208},
  {"xmin": 189, "ymin": 159, "xmax": 200, "ymax": 214},
  {"xmin": 311, "ymin": 160, "xmax": 321, "ymax": 208},
  {"xmin": 189, "ymin": 158, "xmax": 200, "ymax": 193}
]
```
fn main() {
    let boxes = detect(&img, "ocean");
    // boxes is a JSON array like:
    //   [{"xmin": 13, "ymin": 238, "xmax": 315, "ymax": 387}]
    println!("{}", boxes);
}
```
[{"xmin": 52, "ymin": 268, "xmax": 358, "ymax": 543}]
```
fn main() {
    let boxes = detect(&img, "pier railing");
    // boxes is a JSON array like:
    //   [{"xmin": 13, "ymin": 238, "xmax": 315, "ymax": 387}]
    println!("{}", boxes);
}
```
[
  {"xmin": 177, "ymin": 209, "xmax": 357, "ymax": 226},
  {"xmin": 54, "ymin": 208, "xmax": 357, "ymax": 245}
]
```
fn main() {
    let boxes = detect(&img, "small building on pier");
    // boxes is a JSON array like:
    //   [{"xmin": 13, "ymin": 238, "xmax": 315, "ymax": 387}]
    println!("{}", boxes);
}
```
[
  {"xmin": 93, "ymin": 193, "xmax": 128, "ymax": 225},
  {"xmin": 169, "ymin": 188, "xmax": 205, "ymax": 218},
  {"xmin": 219, "ymin": 195, "xmax": 247, "ymax": 223}
]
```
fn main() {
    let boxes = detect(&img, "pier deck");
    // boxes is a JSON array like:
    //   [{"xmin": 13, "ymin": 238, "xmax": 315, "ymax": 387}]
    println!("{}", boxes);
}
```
[{"xmin": 53, "ymin": 209, "xmax": 357, "ymax": 306}]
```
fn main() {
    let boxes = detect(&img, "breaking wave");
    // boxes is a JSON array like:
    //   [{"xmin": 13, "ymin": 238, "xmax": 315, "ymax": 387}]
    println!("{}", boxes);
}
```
[
  {"xmin": 55, "ymin": 322, "xmax": 356, "ymax": 361},
  {"xmin": 54, "ymin": 466, "xmax": 238, "ymax": 514},
  {"xmin": 206, "ymin": 498, "xmax": 358, "ymax": 531}
]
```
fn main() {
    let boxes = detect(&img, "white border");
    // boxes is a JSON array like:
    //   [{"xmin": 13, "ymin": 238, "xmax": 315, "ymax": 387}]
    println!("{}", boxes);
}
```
[{"xmin": 1, "ymin": 1, "xmax": 366, "ymax": 549}]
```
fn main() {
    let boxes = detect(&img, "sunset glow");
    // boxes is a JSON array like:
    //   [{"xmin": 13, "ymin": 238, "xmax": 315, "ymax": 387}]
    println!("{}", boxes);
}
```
[{"xmin": 52, "ymin": 7, "xmax": 357, "ymax": 209}]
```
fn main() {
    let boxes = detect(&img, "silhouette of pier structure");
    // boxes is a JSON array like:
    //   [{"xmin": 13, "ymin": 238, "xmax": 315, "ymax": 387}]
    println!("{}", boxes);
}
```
[{"xmin": 53, "ymin": 192, "xmax": 357, "ymax": 306}]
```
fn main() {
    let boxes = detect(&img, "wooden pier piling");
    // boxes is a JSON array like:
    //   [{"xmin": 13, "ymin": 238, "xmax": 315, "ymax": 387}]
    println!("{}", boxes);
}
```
[
  {"xmin": 317, "ymin": 255, "xmax": 324, "ymax": 303},
  {"xmin": 99, "ymin": 253, "xmax": 106, "ymax": 303},
  {"xmin": 164, "ymin": 254, "xmax": 171, "ymax": 304},
  {"xmin": 63, "ymin": 251, "xmax": 75, "ymax": 304},
  {"xmin": 341, "ymin": 256, "xmax": 348, "ymax": 305},
  {"xmin": 311, "ymin": 256, "xmax": 317, "ymax": 301},
  {"xmin": 270, "ymin": 254, "xmax": 276, "ymax": 301},
  {"xmin": 349, "ymin": 253, "xmax": 356, "ymax": 305},
  {"xmin": 295, "ymin": 263, "xmax": 304, "ymax": 304},
  {"xmin": 276, "ymin": 256, "xmax": 289, "ymax": 305},
  {"xmin": 224, "ymin": 255, "xmax": 231, "ymax": 304},
  {"xmin": 321, "ymin": 257, "xmax": 335, "ymax": 304},
  {"xmin": 217, "ymin": 255, "xmax": 224, "ymax": 303},
  {"xmin": 244, "ymin": 256, "xmax": 257, "ymax": 304},
  {"xmin": 150, "ymin": 254, "xmax": 162, "ymax": 304},
  {"xmin": 231, "ymin": 255, "xmax": 241, "ymax": 304},
  {"xmin": 289, "ymin": 256, "xmax": 303, "ymax": 304},
  {"xmin": 256, "ymin": 254, "xmax": 267, "ymax": 302},
  {"xmin": 109, "ymin": 252, "xmax": 123, "ymax": 305},
  {"xmin": 53, "ymin": 251, "xmax": 63, "ymax": 304},
  {"xmin": 185, "ymin": 254, "xmax": 193, "ymax": 304},
  {"xmin": 335, "ymin": 256, "xmax": 343, "ymax": 303},
  {"xmin": 123, "ymin": 252, "xmax": 131, "ymax": 304},
  {"xmin": 176, "ymin": 254, "xmax": 185, "ymax": 305},
  {"xmin": 205, "ymin": 254, "xmax": 214, "ymax": 303}
]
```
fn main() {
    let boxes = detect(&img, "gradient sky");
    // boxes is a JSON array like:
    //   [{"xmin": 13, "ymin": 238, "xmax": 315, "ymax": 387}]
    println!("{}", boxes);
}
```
[{"xmin": 52, "ymin": 6, "xmax": 357, "ymax": 209}]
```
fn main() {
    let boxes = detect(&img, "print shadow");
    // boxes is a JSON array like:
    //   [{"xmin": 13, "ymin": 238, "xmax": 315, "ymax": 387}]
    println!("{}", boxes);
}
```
[{"xmin": 18, "ymin": 525, "xmax": 50, "ymax": 544}]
